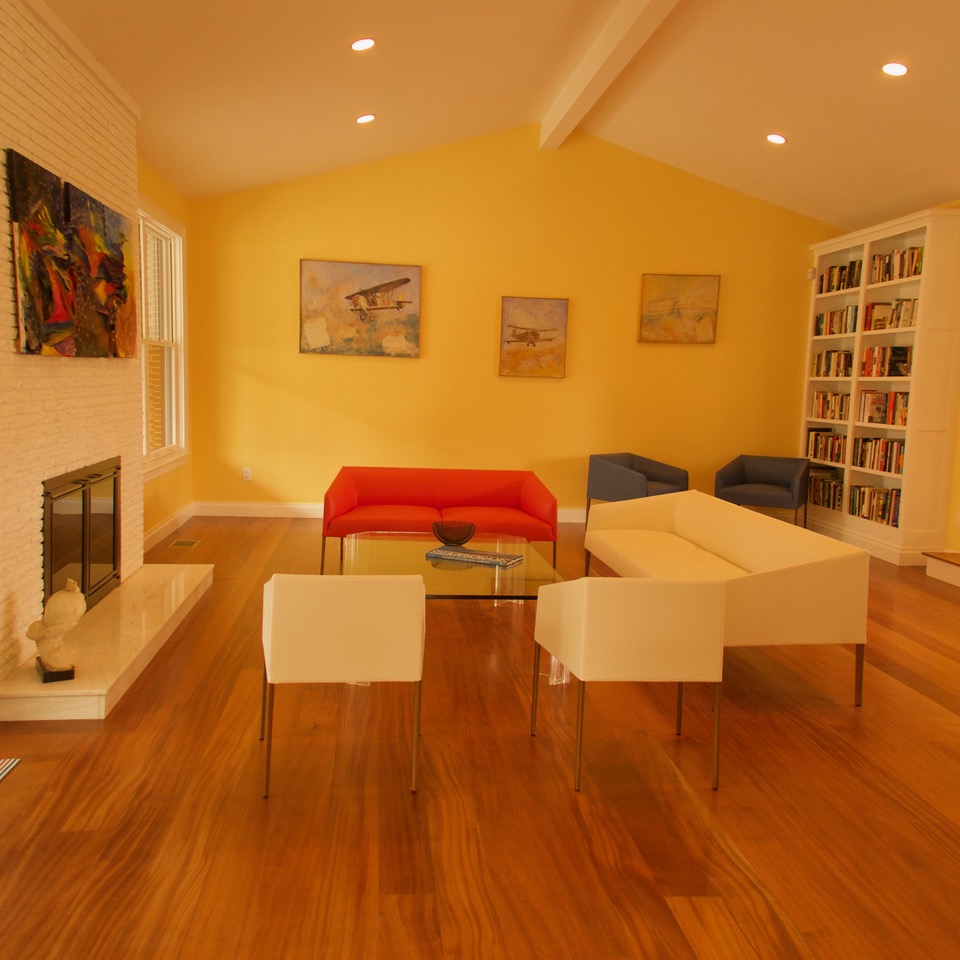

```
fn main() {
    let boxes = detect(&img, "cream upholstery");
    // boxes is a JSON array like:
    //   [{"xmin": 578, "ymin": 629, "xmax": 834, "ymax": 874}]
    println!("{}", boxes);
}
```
[
  {"xmin": 584, "ymin": 490, "xmax": 869, "ymax": 703},
  {"xmin": 260, "ymin": 573, "xmax": 426, "ymax": 797},
  {"xmin": 532, "ymin": 576, "xmax": 726, "ymax": 790}
]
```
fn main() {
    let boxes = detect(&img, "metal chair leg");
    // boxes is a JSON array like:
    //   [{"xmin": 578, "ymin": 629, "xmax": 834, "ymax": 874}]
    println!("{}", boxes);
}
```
[
  {"xmin": 411, "ymin": 680, "xmax": 422, "ymax": 793},
  {"xmin": 530, "ymin": 643, "xmax": 542, "ymax": 735},
  {"xmin": 574, "ymin": 679, "xmax": 586, "ymax": 791},
  {"xmin": 320, "ymin": 535, "xmax": 327, "ymax": 573},
  {"xmin": 855, "ymin": 643, "xmax": 865, "ymax": 706},
  {"xmin": 712, "ymin": 682, "xmax": 721, "ymax": 790},
  {"xmin": 259, "ymin": 665, "xmax": 267, "ymax": 740},
  {"xmin": 675, "ymin": 681, "xmax": 684, "ymax": 735},
  {"xmin": 263, "ymin": 682, "xmax": 275, "ymax": 798}
]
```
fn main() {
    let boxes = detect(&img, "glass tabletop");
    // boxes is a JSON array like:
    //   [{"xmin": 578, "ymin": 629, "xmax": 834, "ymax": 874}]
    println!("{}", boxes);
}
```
[{"xmin": 336, "ymin": 532, "xmax": 563, "ymax": 599}]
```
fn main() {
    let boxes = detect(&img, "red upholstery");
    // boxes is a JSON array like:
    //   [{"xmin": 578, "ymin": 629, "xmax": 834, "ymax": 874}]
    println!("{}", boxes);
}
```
[{"xmin": 323, "ymin": 466, "xmax": 558, "ymax": 543}]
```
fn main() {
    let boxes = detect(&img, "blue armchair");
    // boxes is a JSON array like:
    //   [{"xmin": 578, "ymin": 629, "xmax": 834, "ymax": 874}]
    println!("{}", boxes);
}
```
[
  {"xmin": 586, "ymin": 453, "xmax": 688, "ymax": 518},
  {"xmin": 714, "ymin": 455, "xmax": 810, "ymax": 526}
]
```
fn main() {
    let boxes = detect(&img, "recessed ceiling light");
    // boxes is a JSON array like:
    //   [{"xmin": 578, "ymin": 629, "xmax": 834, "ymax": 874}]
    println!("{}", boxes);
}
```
[
  {"xmin": 356, "ymin": 114, "xmax": 375, "ymax": 124},
  {"xmin": 352, "ymin": 38, "xmax": 375, "ymax": 51},
  {"xmin": 882, "ymin": 62, "xmax": 908, "ymax": 76},
  {"xmin": 767, "ymin": 134, "xmax": 786, "ymax": 145}
]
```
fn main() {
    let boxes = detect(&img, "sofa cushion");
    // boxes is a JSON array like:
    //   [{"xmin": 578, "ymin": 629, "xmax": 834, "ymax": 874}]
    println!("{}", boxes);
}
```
[
  {"xmin": 585, "ymin": 529, "xmax": 749, "ymax": 580},
  {"xmin": 441, "ymin": 506, "xmax": 554, "ymax": 541},
  {"xmin": 325, "ymin": 504, "xmax": 441, "ymax": 536}
]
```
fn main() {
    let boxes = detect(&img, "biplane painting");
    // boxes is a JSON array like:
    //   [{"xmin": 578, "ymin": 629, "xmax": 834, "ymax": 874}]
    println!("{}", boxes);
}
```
[
  {"xmin": 300, "ymin": 259, "xmax": 421, "ymax": 357},
  {"xmin": 6, "ymin": 149, "xmax": 137, "ymax": 357},
  {"xmin": 499, "ymin": 296, "xmax": 568, "ymax": 378},
  {"xmin": 639, "ymin": 273, "xmax": 720, "ymax": 344}
]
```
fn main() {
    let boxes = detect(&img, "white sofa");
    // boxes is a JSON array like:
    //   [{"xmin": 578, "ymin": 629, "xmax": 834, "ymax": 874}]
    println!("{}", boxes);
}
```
[{"xmin": 583, "ymin": 490, "xmax": 870, "ymax": 703}]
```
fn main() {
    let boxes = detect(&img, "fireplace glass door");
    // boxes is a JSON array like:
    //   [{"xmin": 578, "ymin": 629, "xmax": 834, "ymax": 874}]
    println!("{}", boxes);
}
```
[{"xmin": 43, "ymin": 458, "xmax": 120, "ymax": 608}]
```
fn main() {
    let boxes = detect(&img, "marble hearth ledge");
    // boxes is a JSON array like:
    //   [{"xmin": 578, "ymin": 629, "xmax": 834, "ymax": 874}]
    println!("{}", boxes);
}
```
[{"xmin": 0, "ymin": 563, "xmax": 214, "ymax": 721}]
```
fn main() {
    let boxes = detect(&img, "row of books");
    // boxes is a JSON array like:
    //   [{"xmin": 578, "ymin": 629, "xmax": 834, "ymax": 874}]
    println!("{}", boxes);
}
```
[
  {"xmin": 808, "ymin": 473, "xmax": 844, "ymax": 511},
  {"xmin": 807, "ymin": 429, "xmax": 847, "ymax": 463},
  {"xmin": 862, "ymin": 298, "xmax": 917, "ymax": 330},
  {"xmin": 849, "ymin": 485, "xmax": 901, "ymax": 527},
  {"xmin": 812, "ymin": 349, "xmax": 853, "ymax": 377},
  {"xmin": 862, "ymin": 345, "xmax": 912, "ymax": 377},
  {"xmin": 818, "ymin": 259, "xmax": 863, "ymax": 293},
  {"xmin": 811, "ymin": 390, "xmax": 850, "ymax": 420},
  {"xmin": 852, "ymin": 437, "xmax": 905, "ymax": 474},
  {"xmin": 858, "ymin": 389, "xmax": 908, "ymax": 425},
  {"xmin": 814, "ymin": 304, "xmax": 858, "ymax": 336},
  {"xmin": 869, "ymin": 247, "xmax": 923, "ymax": 284}
]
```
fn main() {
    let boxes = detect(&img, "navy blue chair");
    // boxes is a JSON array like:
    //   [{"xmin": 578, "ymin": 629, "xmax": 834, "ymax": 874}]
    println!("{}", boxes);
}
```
[
  {"xmin": 586, "ymin": 453, "xmax": 688, "ymax": 519},
  {"xmin": 715, "ymin": 455, "xmax": 810, "ymax": 526}
]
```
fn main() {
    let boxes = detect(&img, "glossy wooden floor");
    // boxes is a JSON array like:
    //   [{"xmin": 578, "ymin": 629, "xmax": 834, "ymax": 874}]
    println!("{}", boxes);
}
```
[{"xmin": 1, "ymin": 516, "xmax": 959, "ymax": 959}]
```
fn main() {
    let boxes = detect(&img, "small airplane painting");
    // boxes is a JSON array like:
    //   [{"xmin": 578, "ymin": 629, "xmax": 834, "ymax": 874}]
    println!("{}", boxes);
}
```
[
  {"xmin": 300, "ymin": 259, "xmax": 421, "ymax": 357},
  {"xmin": 345, "ymin": 277, "xmax": 412, "ymax": 322},
  {"xmin": 499, "ymin": 296, "xmax": 567, "ymax": 378},
  {"xmin": 503, "ymin": 324, "xmax": 558, "ymax": 346}
]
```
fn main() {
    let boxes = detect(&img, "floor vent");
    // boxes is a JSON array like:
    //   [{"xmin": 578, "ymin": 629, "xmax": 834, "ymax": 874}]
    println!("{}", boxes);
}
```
[{"xmin": 172, "ymin": 540, "xmax": 198, "ymax": 548}]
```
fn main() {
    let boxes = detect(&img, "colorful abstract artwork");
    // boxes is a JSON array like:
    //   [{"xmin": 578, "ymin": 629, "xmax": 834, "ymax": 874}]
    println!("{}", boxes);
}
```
[
  {"xmin": 499, "ymin": 296, "xmax": 568, "ymax": 378},
  {"xmin": 300, "ymin": 259, "xmax": 421, "ymax": 357},
  {"xmin": 6, "ymin": 150, "xmax": 137, "ymax": 357},
  {"xmin": 639, "ymin": 273, "xmax": 720, "ymax": 344}
]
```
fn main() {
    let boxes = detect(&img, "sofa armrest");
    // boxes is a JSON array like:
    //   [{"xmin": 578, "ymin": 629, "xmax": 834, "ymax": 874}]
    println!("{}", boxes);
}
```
[
  {"xmin": 585, "ymin": 492, "xmax": 681, "ymax": 535},
  {"xmin": 633, "ymin": 456, "xmax": 688, "ymax": 489},
  {"xmin": 715, "ymin": 456, "xmax": 746, "ymax": 496},
  {"xmin": 535, "ymin": 577, "xmax": 725, "ymax": 680},
  {"xmin": 588, "ymin": 455, "xmax": 650, "ymax": 501},
  {"xmin": 520, "ymin": 472, "xmax": 558, "ymax": 539},
  {"xmin": 322, "ymin": 467, "xmax": 360, "ymax": 534}
]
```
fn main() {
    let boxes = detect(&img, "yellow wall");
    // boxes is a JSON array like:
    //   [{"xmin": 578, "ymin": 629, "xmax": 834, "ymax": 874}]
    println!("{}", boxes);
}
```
[
  {"xmin": 138, "ymin": 157, "xmax": 194, "ymax": 533},
  {"xmin": 183, "ymin": 125, "xmax": 839, "ymax": 512}
]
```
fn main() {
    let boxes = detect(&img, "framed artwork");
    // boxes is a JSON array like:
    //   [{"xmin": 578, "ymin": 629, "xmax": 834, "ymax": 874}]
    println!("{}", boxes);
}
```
[
  {"xmin": 639, "ymin": 273, "xmax": 720, "ymax": 344},
  {"xmin": 300, "ymin": 259, "xmax": 421, "ymax": 357},
  {"xmin": 6, "ymin": 149, "xmax": 137, "ymax": 357},
  {"xmin": 499, "ymin": 296, "xmax": 568, "ymax": 378}
]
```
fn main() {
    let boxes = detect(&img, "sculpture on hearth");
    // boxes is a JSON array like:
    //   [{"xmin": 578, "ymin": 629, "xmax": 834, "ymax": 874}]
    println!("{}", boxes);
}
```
[{"xmin": 26, "ymin": 578, "xmax": 86, "ymax": 682}]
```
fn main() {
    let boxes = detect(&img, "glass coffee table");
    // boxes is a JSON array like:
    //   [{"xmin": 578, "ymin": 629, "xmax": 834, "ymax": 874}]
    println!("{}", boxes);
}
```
[{"xmin": 335, "ymin": 532, "xmax": 563, "ymax": 600}]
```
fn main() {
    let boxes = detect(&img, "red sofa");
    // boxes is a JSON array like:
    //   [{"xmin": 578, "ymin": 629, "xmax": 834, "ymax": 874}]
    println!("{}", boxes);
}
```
[{"xmin": 321, "ymin": 466, "xmax": 558, "ymax": 572}]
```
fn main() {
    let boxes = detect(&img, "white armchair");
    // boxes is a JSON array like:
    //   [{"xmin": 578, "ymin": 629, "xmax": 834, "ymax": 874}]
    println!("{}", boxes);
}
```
[
  {"xmin": 531, "ymin": 576, "xmax": 726, "ymax": 790},
  {"xmin": 260, "ymin": 573, "xmax": 426, "ymax": 797}
]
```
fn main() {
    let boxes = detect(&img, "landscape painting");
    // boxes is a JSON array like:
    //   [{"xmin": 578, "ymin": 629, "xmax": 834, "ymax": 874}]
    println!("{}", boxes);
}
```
[
  {"xmin": 639, "ymin": 273, "xmax": 720, "ymax": 344},
  {"xmin": 300, "ymin": 259, "xmax": 421, "ymax": 357},
  {"xmin": 499, "ymin": 296, "xmax": 568, "ymax": 378},
  {"xmin": 6, "ymin": 149, "xmax": 137, "ymax": 357}
]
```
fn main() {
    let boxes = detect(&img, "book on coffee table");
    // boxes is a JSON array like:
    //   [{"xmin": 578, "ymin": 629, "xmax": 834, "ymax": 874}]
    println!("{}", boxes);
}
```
[{"xmin": 425, "ymin": 545, "xmax": 524, "ymax": 567}]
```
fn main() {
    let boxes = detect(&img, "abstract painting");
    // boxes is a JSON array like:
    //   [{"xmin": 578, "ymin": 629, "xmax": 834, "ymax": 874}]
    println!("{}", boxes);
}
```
[
  {"xmin": 639, "ymin": 274, "xmax": 720, "ymax": 344},
  {"xmin": 499, "ymin": 296, "xmax": 568, "ymax": 378},
  {"xmin": 6, "ymin": 150, "xmax": 137, "ymax": 357},
  {"xmin": 300, "ymin": 259, "xmax": 421, "ymax": 357}
]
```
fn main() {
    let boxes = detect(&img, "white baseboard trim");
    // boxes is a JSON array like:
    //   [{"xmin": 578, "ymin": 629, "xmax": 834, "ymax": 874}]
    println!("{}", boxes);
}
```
[
  {"xmin": 145, "ymin": 501, "xmax": 583, "ymax": 549},
  {"xmin": 144, "ymin": 504, "xmax": 196, "ymax": 552},
  {"xmin": 192, "ymin": 501, "xmax": 325, "ymax": 519}
]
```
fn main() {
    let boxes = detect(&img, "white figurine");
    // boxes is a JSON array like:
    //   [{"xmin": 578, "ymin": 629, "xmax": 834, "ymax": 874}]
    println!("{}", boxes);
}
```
[{"xmin": 27, "ymin": 578, "xmax": 86, "ymax": 678}]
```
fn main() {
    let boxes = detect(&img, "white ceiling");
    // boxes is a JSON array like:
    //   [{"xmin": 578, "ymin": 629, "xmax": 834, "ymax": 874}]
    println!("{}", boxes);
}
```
[{"xmin": 33, "ymin": 0, "xmax": 960, "ymax": 230}]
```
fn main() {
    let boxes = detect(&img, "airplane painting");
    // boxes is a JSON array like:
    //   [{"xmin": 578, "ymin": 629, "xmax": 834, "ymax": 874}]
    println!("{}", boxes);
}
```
[
  {"xmin": 345, "ymin": 277, "xmax": 412, "ymax": 322},
  {"xmin": 300, "ymin": 260, "xmax": 421, "ymax": 357},
  {"xmin": 503, "ymin": 324, "xmax": 558, "ymax": 345},
  {"xmin": 499, "ymin": 296, "xmax": 567, "ymax": 378}
]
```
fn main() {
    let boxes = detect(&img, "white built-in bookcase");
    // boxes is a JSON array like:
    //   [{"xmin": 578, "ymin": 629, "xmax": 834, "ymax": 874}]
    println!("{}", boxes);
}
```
[{"xmin": 802, "ymin": 209, "xmax": 960, "ymax": 564}]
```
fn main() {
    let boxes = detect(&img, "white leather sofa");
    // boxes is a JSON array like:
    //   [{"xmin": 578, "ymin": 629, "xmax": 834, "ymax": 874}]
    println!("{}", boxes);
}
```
[{"xmin": 584, "ymin": 490, "xmax": 870, "ymax": 703}]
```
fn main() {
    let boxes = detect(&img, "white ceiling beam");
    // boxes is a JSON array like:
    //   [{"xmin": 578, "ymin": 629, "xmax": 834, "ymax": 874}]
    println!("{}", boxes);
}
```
[{"xmin": 540, "ymin": 0, "xmax": 679, "ymax": 149}]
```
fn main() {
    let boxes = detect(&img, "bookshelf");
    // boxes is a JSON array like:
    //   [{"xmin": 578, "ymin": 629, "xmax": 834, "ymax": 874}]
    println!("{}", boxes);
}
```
[{"xmin": 802, "ymin": 209, "xmax": 960, "ymax": 564}]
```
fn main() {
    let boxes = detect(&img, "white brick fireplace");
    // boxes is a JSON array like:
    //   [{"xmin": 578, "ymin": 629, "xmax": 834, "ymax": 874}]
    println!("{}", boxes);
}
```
[{"xmin": 0, "ymin": 0, "xmax": 146, "ymax": 680}]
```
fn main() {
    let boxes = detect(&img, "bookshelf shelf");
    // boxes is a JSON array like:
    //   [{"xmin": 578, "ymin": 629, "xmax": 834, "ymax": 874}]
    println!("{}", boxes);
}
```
[{"xmin": 802, "ymin": 209, "xmax": 960, "ymax": 564}]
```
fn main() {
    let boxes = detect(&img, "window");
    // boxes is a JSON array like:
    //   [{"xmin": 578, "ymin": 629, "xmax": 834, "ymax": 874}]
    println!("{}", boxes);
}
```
[{"xmin": 139, "ymin": 209, "xmax": 186, "ymax": 474}]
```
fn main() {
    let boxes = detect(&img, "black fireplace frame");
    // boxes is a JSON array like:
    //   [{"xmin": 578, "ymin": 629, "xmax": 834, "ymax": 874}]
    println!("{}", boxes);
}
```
[{"xmin": 42, "ymin": 457, "xmax": 121, "ymax": 609}]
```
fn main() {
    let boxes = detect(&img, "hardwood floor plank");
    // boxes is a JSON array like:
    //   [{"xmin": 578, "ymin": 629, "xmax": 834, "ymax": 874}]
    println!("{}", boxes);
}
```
[{"xmin": 1, "ymin": 518, "xmax": 959, "ymax": 959}]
